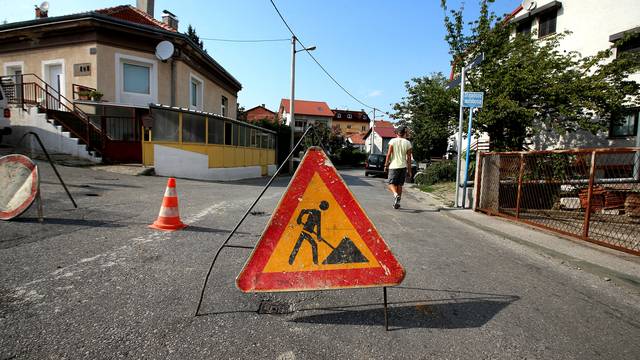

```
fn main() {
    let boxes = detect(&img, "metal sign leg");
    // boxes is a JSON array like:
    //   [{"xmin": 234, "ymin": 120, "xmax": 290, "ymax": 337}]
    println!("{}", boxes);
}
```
[{"xmin": 383, "ymin": 287, "xmax": 389, "ymax": 331}]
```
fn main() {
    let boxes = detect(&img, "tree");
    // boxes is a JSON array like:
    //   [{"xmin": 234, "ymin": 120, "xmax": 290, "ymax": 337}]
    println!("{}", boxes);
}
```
[
  {"xmin": 392, "ymin": 73, "xmax": 458, "ymax": 160},
  {"xmin": 186, "ymin": 24, "xmax": 205, "ymax": 51},
  {"xmin": 441, "ymin": 0, "xmax": 640, "ymax": 150}
]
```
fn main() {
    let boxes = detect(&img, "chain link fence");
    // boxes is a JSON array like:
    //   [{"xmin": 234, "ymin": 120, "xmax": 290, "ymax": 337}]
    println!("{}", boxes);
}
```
[{"xmin": 475, "ymin": 148, "xmax": 640, "ymax": 255}]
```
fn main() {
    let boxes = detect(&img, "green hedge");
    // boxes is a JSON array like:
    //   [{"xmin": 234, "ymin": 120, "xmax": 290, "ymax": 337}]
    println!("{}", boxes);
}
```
[
  {"xmin": 330, "ymin": 147, "xmax": 367, "ymax": 166},
  {"xmin": 415, "ymin": 160, "xmax": 457, "ymax": 185}
]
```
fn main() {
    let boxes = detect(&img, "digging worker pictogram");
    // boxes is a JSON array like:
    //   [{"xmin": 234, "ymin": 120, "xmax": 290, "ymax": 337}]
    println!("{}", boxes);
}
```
[{"xmin": 289, "ymin": 200, "xmax": 330, "ymax": 265}]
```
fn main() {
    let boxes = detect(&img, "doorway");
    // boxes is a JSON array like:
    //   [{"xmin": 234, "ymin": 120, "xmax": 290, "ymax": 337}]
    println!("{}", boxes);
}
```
[
  {"xmin": 4, "ymin": 63, "xmax": 23, "ymax": 103},
  {"xmin": 43, "ymin": 60, "xmax": 64, "ymax": 109}
]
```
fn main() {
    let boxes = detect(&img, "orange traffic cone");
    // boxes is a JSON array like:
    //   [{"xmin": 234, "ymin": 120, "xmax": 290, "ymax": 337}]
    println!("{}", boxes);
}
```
[{"xmin": 149, "ymin": 178, "xmax": 186, "ymax": 231}]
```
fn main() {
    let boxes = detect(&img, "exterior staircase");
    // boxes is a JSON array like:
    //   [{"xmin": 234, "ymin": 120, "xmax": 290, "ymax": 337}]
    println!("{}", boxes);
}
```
[{"xmin": 1, "ymin": 74, "xmax": 104, "ymax": 161}]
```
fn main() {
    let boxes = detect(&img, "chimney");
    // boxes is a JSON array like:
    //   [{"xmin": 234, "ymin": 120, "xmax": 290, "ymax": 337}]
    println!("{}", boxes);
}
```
[
  {"xmin": 261, "ymin": 104, "xmax": 265, "ymax": 108},
  {"xmin": 35, "ymin": 5, "xmax": 48, "ymax": 19},
  {"xmin": 162, "ymin": 10, "xmax": 179, "ymax": 31},
  {"xmin": 136, "ymin": 0, "xmax": 155, "ymax": 18}
]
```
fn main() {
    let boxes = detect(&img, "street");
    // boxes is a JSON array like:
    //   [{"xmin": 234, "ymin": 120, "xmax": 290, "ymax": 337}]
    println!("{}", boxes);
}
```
[{"xmin": 1, "ymin": 163, "xmax": 639, "ymax": 359}]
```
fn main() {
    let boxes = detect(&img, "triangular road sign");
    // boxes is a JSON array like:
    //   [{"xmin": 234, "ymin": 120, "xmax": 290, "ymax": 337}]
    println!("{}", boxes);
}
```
[{"xmin": 236, "ymin": 147, "xmax": 405, "ymax": 292}]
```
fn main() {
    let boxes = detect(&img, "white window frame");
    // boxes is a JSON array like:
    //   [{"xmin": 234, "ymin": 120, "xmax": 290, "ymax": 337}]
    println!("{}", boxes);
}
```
[
  {"xmin": 221, "ymin": 95, "xmax": 228, "ymax": 117},
  {"xmin": 3, "ymin": 61, "xmax": 24, "ymax": 76},
  {"xmin": 41, "ymin": 59, "xmax": 66, "ymax": 98},
  {"xmin": 115, "ymin": 53, "xmax": 158, "ymax": 106},
  {"xmin": 189, "ymin": 73, "xmax": 204, "ymax": 111},
  {"xmin": 347, "ymin": 113, "xmax": 352, "ymax": 119}
]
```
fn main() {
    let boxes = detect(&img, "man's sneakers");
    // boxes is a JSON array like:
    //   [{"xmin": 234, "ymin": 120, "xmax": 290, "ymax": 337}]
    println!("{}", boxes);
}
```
[{"xmin": 393, "ymin": 195, "xmax": 401, "ymax": 209}]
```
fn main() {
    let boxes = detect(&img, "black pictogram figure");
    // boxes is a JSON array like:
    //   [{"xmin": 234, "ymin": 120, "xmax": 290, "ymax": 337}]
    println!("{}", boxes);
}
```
[
  {"xmin": 288, "ymin": 200, "xmax": 369, "ymax": 266},
  {"xmin": 289, "ymin": 201, "xmax": 329, "ymax": 265}
]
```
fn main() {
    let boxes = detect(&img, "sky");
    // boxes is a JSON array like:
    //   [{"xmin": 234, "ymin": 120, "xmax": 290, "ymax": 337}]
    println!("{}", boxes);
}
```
[{"xmin": 1, "ymin": 0, "xmax": 518, "ymax": 118}]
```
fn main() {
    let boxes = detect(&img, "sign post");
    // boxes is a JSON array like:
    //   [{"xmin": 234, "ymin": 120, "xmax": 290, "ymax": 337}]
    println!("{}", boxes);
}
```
[
  {"xmin": 450, "ymin": 53, "xmax": 484, "ymax": 208},
  {"xmin": 461, "ymin": 91, "xmax": 484, "ymax": 208}
]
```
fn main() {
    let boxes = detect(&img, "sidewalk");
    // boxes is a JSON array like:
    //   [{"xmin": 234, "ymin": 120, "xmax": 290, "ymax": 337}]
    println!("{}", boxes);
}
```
[{"xmin": 407, "ymin": 185, "xmax": 640, "ymax": 292}]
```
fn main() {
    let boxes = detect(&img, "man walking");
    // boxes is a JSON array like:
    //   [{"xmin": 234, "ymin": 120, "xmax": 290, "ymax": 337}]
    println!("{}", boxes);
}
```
[{"xmin": 384, "ymin": 126, "xmax": 412, "ymax": 209}]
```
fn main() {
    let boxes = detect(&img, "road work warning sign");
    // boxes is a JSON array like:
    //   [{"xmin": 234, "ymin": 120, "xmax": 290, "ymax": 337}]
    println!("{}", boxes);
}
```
[{"xmin": 236, "ymin": 147, "xmax": 405, "ymax": 292}]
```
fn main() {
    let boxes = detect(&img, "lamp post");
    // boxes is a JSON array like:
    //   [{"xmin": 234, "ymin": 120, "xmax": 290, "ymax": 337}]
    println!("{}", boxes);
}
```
[{"xmin": 289, "ymin": 36, "xmax": 316, "ymax": 172}]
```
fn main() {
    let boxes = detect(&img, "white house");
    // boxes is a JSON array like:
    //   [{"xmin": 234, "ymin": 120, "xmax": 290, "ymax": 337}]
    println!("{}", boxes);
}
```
[
  {"xmin": 363, "ymin": 120, "xmax": 396, "ymax": 154},
  {"xmin": 510, "ymin": 0, "xmax": 640, "ymax": 149}
]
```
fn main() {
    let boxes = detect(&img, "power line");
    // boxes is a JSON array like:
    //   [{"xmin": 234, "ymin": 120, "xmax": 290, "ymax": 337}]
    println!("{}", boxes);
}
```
[
  {"xmin": 268, "ymin": 0, "xmax": 386, "ymax": 113},
  {"xmin": 201, "ymin": 37, "xmax": 290, "ymax": 43}
]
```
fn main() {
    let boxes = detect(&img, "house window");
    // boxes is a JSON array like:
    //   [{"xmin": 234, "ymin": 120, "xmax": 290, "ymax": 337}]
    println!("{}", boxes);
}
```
[
  {"xmin": 616, "ymin": 34, "xmax": 640, "ymax": 58},
  {"xmin": 189, "ymin": 75, "xmax": 203, "ymax": 110},
  {"xmin": 224, "ymin": 121, "xmax": 232, "ymax": 145},
  {"xmin": 347, "ymin": 124, "xmax": 352, "ymax": 129},
  {"xmin": 610, "ymin": 110, "xmax": 638, "ymax": 137},
  {"xmin": 538, "ymin": 10, "xmax": 557, "ymax": 38},
  {"xmin": 362, "ymin": 125, "xmax": 366, "ymax": 131},
  {"xmin": 517, "ymin": 19, "xmax": 532, "ymax": 35},
  {"xmin": 362, "ymin": 114, "xmax": 367, "ymax": 120},
  {"xmin": 295, "ymin": 120, "xmax": 303, "ymax": 128},
  {"xmin": 221, "ymin": 95, "xmax": 228, "ymax": 117},
  {"xmin": 337, "ymin": 113, "xmax": 342, "ymax": 119},
  {"xmin": 347, "ymin": 114, "xmax": 352, "ymax": 119},
  {"xmin": 123, "ymin": 63, "xmax": 150, "ymax": 94}
]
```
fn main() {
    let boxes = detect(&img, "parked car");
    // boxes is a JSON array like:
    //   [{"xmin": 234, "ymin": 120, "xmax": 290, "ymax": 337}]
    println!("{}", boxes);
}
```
[
  {"xmin": 0, "ymin": 83, "xmax": 11, "ymax": 144},
  {"xmin": 365, "ymin": 153, "xmax": 418, "ymax": 181},
  {"xmin": 365, "ymin": 153, "xmax": 386, "ymax": 177}
]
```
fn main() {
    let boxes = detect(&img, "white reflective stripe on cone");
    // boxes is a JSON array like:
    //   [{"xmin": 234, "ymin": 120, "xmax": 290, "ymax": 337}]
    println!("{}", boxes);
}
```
[
  {"xmin": 158, "ymin": 206, "xmax": 180, "ymax": 218},
  {"xmin": 164, "ymin": 187, "xmax": 177, "ymax": 197}
]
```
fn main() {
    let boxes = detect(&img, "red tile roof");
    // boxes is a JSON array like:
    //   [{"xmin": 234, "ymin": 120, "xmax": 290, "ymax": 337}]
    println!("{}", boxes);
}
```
[
  {"xmin": 279, "ymin": 99, "xmax": 333, "ymax": 118},
  {"xmin": 347, "ymin": 133, "xmax": 366, "ymax": 145},
  {"xmin": 373, "ymin": 126, "xmax": 397, "ymax": 138},
  {"xmin": 375, "ymin": 120, "xmax": 394, "ymax": 128},
  {"xmin": 96, "ymin": 5, "xmax": 176, "ymax": 32}
]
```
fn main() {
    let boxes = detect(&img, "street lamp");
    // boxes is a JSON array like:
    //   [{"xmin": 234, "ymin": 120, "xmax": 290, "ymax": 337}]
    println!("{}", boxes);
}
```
[{"xmin": 289, "ymin": 36, "xmax": 316, "ymax": 172}]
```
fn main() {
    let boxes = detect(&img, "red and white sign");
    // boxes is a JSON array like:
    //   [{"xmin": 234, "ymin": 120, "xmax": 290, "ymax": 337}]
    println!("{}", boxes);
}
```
[
  {"xmin": 236, "ymin": 147, "xmax": 405, "ymax": 292},
  {"xmin": 0, "ymin": 154, "xmax": 39, "ymax": 220}
]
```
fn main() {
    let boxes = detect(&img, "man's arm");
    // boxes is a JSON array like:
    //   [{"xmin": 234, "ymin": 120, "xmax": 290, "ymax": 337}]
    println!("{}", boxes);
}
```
[
  {"xmin": 384, "ymin": 144, "xmax": 394, "ymax": 171},
  {"xmin": 406, "ymin": 148, "xmax": 413, "ymax": 178},
  {"xmin": 296, "ymin": 210, "xmax": 309, "ymax": 225}
]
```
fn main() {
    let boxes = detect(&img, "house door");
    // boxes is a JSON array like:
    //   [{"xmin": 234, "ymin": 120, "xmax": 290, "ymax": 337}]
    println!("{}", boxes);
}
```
[
  {"xmin": 44, "ymin": 63, "xmax": 64, "ymax": 109},
  {"xmin": 5, "ymin": 67, "xmax": 22, "ymax": 103}
]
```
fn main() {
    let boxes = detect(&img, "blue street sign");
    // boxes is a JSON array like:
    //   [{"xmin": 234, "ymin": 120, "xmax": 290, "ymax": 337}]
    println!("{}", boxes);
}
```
[{"xmin": 463, "ymin": 91, "xmax": 484, "ymax": 108}]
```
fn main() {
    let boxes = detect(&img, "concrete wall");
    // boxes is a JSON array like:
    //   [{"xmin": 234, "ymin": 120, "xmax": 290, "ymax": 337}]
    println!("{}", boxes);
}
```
[
  {"xmin": 154, "ymin": 144, "xmax": 266, "ymax": 181},
  {"xmin": 5, "ymin": 107, "xmax": 101, "ymax": 162},
  {"xmin": 1, "ymin": 43, "xmax": 98, "ymax": 100},
  {"xmin": 174, "ymin": 61, "xmax": 237, "ymax": 118}
]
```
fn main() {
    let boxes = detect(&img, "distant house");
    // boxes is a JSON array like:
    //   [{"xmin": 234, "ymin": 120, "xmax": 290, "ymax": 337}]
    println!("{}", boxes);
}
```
[
  {"xmin": 242, "ymin": 104, "xmax": 276, "ymax": 124},
  {"xmin": 363, "ymin": 120, "xmax": 395, "ymax": 154},
  {"xmin": 346, "ymin": 132, "xmax": 366, "ymax": 151},
  {"xmin": 278, "ymin": 99, "xmax": 333, "ymax": 135},
  {"xmin": 0, "ymin": 1, "xmax": 242, "ymax": 164},
  {"xmin": 332, "ymin": 109, "xmax": 370, "ymax": 135}
]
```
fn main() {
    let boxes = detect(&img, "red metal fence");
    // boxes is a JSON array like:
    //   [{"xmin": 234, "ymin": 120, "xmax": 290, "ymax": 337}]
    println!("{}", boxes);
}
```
[{"xmin": 475, "ymin": 148, "xmax": 640, "ymax": 255}]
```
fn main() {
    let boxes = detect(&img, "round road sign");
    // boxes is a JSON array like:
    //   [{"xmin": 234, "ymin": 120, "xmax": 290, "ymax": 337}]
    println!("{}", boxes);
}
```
[{"xmin": 0, "ymin": 154, "xmax": 39, "ymax": 220}]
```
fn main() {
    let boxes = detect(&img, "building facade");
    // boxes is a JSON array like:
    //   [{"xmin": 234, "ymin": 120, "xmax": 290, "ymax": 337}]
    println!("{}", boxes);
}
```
[
  {"xmin": 510, "ymin": 0, "xmax": 640, "ymax": 149},
  {"xmin": 363, "ymin": 120, "xmax": 395, "ymax": 154},
  {"xmin": 242, "ymin": 104, "xmax": 277, "ymax": 124},
  {"xmin": 278, "ymin": 99, "xmax": 333, "ymax": 134},
  {"xmin": 331, "ymin": 109, "xmax": 370, "ymax": 135}
]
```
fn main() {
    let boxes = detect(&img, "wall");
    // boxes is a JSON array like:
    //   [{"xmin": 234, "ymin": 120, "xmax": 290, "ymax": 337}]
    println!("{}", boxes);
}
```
[
  {"xmin": 174, "ymin": 61, "xmax": 238, "ymax": 118},
  {"xmin": 1, "ymin": 43, "xmax": 98, "ymax": 99},
  {"xmin": 246, "ymin": 107, "xmax": 276, "ymax": 122},
  {"xmin": 364, "ymin": 132, "xmax": 385, "ymax": 154},
  {"xmin": 96, "ymin": 44, "xmax": 170, "ymax": 105},
  {"xmin": 333, "ymin": 120, "xmax": 369, "ymax": 135}
]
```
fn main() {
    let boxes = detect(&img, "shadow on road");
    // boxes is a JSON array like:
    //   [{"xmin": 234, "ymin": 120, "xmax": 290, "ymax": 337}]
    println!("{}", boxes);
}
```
[
  {"xmin": 12, "ymin": 217, "xmax": 125, "ymax": 228},
  {"xmin": 291, "ymin": 286, "xmax": 519, "ymax": 330},
  {"xmin": 340, "ymin": 173, "xmax": 373, "ymax": 187}
]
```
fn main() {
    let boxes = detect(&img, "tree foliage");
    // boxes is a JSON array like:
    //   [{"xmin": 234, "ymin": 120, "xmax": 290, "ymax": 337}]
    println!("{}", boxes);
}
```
[
  {"xmin": 441, "ymin": 0, "xmax": 640, "ymax": 150},
  {"xmin": 392, "ymin": 73, "xmax": 458, "ymax": 160},
  {"xmin": 186, "ymin": 24, "xmax": 205, "ymax": 51}
]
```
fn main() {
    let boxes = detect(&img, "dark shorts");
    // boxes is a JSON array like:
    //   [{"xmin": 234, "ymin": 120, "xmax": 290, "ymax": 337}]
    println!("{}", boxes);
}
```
[{"xmin": 387, "ymin": 168, "xmax": 407, "ymax": 186}]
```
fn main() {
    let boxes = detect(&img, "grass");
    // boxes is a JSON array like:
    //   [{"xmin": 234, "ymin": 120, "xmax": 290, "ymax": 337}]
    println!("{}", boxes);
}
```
[{"xmin": 416, "ymin": 181, "xmax": 456, "ymax": 206}]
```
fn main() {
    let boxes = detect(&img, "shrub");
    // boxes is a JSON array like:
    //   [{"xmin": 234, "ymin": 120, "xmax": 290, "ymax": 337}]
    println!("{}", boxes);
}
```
[
  {"xmin": 416, "ymin": 160, "xmax": 457, "ymax": 186},
  {"xmin": 330, "ymin": 147, "xmax": 366, "ymax": 166}
]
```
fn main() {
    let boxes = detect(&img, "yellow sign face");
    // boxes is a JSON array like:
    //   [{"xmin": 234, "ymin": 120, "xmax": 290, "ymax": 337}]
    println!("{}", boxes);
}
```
[{"xmin": 262, "ymin": 173, "xmax": 380, "ymax": 273}]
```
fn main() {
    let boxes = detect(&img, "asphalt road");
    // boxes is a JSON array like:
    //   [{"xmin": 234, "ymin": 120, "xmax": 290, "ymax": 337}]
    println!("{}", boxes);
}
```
[{"xmin": 1, "ymin": 163, "xmax": 639, "ymax": 359}]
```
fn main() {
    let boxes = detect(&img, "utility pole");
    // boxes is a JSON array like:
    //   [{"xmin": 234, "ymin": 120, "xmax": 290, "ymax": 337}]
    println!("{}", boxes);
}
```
[
  {"xmin": 370, "ymin": 108, "xmax": 376, "ymax": 154},
  {"xmin": 289, "ymin": 35, "xmax": 296, "ymax": 173},
  {"xmin": 454, "ymin": 66, "xmax": 466, "ymax": 207}
]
